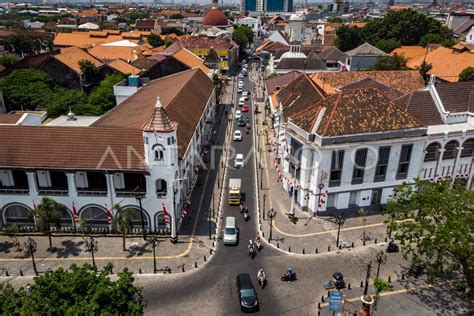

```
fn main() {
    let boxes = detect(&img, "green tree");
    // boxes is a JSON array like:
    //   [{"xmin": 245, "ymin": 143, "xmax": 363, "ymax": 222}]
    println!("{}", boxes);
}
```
[
  {"xmin": 372, "ymin": 277, "xmax": 391, "ymax": 311},
  {"xmin": 88, "ymin": 72, "xmax": 126, "ymax": 113},
  {"xmin": 44, "ymin": 88, "xmax": 88, "ymax": 118},
  {"xmin": 375, "ymin": 38, "xmax": 401, "ymax": 53},
  {"xmin": 335, "ymin": 25, "xmax": 364, "ymax": 52},
  {"xmin": 113, "ymin": 204, "xmax": 134, "ymax": 252},
  {"xmin": 161, "ymin": 27, "xmax": 184, "ymax": 36},
  {"xmin": 419, "ymin": 33, "xmax": 455, "ymax": 47},
  {"xmin": 147, "ymin": 33, "xmax": 165, "ymax": 48},
  {"xmin": 34, "ymin": 197, "xmax": 62, "ymax": 252},
  {"xmin": 78, "ymin": 59, "xmax": 98, "ymax": 83},
  {"xmin": 327, "ymin": 17, "xmax": 344, "ymax": 23},
  {"xmin": 0, "ymin": 264, "xmax": 143, "ymax": 314},
  {"xmin": 0, "ymin": 54, "xmax": 20, "ymax": 68},
  {"xmin": 417, "ymin": 60, "xmax": 433, "ymax": 83},
  {"xmin": 459, "ymin": 67, "xmax": 474, "ymax": 82},
  {"xmin": 0, "ymin": 69, "xmax": 53, "ymax": 111},
  {"xmin": 169, "ymin": 13, "xmax": 184, "ymax": 19},
  {"xmin": 372, "ymin": 54, "xmax": 408, "ymax": 70},
  {"xmin": 386, "ymin": 179, "xmax": 474, "ymax": 295},
  {"xmin": 232, "ymin": 29, "xmax": 248, "ymax": 48},
  {"xmin": 236, "ymin": 25, "xmax": 254, "ymax": 43},
  {"xmin": 4, "ymin": 34, "xmax": 36, "ymax": 55}
]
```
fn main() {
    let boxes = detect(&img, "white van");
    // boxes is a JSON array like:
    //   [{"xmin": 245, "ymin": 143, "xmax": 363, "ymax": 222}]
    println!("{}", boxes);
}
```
[{"xmin": 223, "ymin": 216, "xmax": 238, "ymax": 245}]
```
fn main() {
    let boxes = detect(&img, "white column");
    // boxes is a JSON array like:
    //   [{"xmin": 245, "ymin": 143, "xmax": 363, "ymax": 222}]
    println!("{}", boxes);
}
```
[
  {"xmin": 66, "ymin": 173, "xmax": 77, "ymax": 198},
  {"xmin": 25, "ymin": 172, "xmax": 38, "ymax": 196}
]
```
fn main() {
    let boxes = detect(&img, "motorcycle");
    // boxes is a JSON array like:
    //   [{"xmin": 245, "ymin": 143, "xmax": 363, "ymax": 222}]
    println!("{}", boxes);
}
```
[
  {"xmin": 248, "ymin": 246, "xmax": 255, "ymax": 259},
  {"xmin": 386, "ymin": 240, "xmax": 399, "ymax": 253},
  {"xmin": 257, "ymin": 276, "xmax": 266, "ymax": 288},
  {"xmin": 255, "ymin": 239, "xmax": 262, "ymax": 250},
  {"xmin": 242, "ymin": 209, "xmax": 250, "ymax": 221},
  {"xmin": 281, "ymin": 271, "xmax": 297, "ymax": 282}
]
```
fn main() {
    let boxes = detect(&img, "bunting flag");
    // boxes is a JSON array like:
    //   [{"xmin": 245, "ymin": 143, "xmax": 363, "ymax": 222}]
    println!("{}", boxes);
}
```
[
  {"xmin": 72, "ymin": 202, "xmax": 79, "ymax": 223},
  {"xmin": 105, "ymin": 203, "xmax": 112, "ymax": 225},
  {"xmin": 162, "ymin": 203, "xmax": 171, "ymax": 225}
]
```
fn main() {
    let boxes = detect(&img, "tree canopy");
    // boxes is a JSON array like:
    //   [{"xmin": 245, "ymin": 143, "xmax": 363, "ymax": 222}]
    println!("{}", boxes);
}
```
[
  {"xmin": 371, "ymin": 54, "xmax": 408, "ymax": 71},
  {"xmin": 0, "ymin": 264, "xmax": 144, "ymax": 314},
  {"xmin": 336, "ymin": 9, "xmax": 453, "ymax": 53},
  {"xmin": 147, "ymin": 33, "xmax": 165, "ymax": 48},
  {"xmin": 459, "ymin": 67, "xmax": 474, "ymax": 82},
  {"xmin": 386, "ymin": 179, "xmax": 474, "ymax": 295}
]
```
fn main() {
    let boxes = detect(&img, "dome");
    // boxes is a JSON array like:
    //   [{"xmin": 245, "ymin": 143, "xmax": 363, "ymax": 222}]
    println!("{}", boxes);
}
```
[{"xmin": 203, "ymin": 8, "xmax": 228, "ymax": 27}]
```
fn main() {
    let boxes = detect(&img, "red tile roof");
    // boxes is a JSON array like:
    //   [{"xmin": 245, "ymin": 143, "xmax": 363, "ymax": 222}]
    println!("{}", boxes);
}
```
[
  {"xmin": 265, "ymin": 71, "xmax": 303, "ymax": 95},
  {"xmin": 93, "ymin": 68, "xmax": 214, "ymax": 159},
  {"xmin": 0, "ymin": 114, "xmax": 22, "ymax": 124},
  {"xmin": 0, "ymin": 126, "xmax": 145, "ymax": 171}
]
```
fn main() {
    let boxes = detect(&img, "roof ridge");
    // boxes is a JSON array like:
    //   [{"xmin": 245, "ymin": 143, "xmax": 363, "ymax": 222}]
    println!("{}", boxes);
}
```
[{"xmin": 322, "ymin": 91, "xmax": 343, "ymax": 136}]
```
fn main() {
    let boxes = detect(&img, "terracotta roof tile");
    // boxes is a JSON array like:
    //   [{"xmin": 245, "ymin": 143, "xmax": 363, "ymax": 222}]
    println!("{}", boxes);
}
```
[
  {"xmin": 177, "ymin": 36, "xmax": 237, "ymax": 50},
  {"xmin": 391, "ymin": 46, "xmax": 430, "ymax": 61},
  {"xmin": 290, "ymin": 88, "xmax": 424, "ymax": 136},
  {"xmin": 108, "ymin": 59, "xmax": 141, "ymax": 75},
  {"xmin": 0, "ymin": 114, "xmax": 22, "ymax": 124},
  {"xmin": 310, "ymin": 70, "xmax": 425, "ymax": 95},
  {"xmin": 265, "ymin": 71, "xmax": 303, "ymax": 95},
  {"xmin": 53, "ymin": 32, "xmax": 124, "ymax": 47},
  {"xmin": 0, "ymin": 126, "xmax": 145, "ymax": 171},
  {"xmin": 340, "ymin": 77, "xmax": 404, "ymax": 101},
  {"xmin": 407, "ymin": 46, "xmax": 474, "ymax": 82},
  {"xmin": 53, "ymin": 47, "xmax": 103, "ymax": 73},
  {"xmin": 142, "ymin": 97, "xmax": 177, "ymax": 132},
  {"xmin": 88, "ymin": 45, "xmax": 144, "ymax": 62},
  {"xmin": 172, "ymin": 48, "xmax": 210, "ymax": 73},
  {"xmin": 93, "ymin": 69, "xmax": 214, "ymax": 159},
  {"xmin": 276, "ymin": 56, "xmax": 326, "ymax": 70},
  {"xmin": 395, "ymin": 92, "xmax": 444, "ymax": 126}
]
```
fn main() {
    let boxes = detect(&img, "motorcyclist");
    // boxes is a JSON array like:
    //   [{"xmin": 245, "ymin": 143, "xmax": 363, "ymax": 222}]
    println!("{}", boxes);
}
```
[
  {"xmin": 257, "ymin": 268, "xmax": 266, "ymax": 284},
  {"xmin": 255, "ymin": 233, "xmax": 261, "ymax": 249},
  {"xmin": 248, "ymin": 240, "xmax": 254, "ymax": 253}
]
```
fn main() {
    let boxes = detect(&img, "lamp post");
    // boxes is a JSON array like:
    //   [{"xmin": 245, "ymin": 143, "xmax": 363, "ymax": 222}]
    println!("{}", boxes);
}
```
[
  {"xmin": 84, "ymin": 235, "xmax": 98, "ymax": 269},
  {"xmin": 146, "ymin": 235, "xmax": 160, "ymax": 273},
  {"xmin": 317, "ymin": 182, "xmax": 324, "ymax": 215},
  {"xmin": 267, "ymin": 208, "xmax": 276, "ymax": 241},
  {"xmin": 262, "ymin": 193, "xmax": 266, "ymax": 220},
  {"xmin": 363, "ymin": 260, "xmax": 373, "ymax": 295},
  {"xmin": 375, "ymin": 250, "xmax": 387, "ymax": 278},
  {"xmin": 135, "ymin": 192, "xmax": 146, "ymax": 241},
  {"xmin": 170, "ymin": 178, "xmax": 187, "ymax": 244},
  {"xmin": 23, "ymin": 237, "xmax": 38, "ymax": 275},
  {"xmin": 335, "ymin": 215, "xmax": 345, "ymax": 248}
]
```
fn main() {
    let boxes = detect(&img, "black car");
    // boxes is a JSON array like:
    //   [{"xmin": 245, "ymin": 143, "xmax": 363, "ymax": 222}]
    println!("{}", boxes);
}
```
[
  {"xmin": 236, "ymin": 273, "xmax": 259, "ymax": 312},
  {"xmin": 333, "ymin": 272, "xmax": 346, "ymax": 289}
]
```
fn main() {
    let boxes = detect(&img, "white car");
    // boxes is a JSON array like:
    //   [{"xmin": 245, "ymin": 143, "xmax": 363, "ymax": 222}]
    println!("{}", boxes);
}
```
[
  {"xmin": 238, "ymin": 73, "xmax": 244, "ymax": 78},
  {"xmin": 237, "ymin": 87, "xmax": 243, "ymax": 93},
  {"xmin": 238, "ymin": 80, "xmax": 244, "ymax": 88},
  {"xmin": 242, "ymin": 91, "xmax": 249, "ymax": 100},
  {"xmin": 235, "ymin": 110, "xmax": 242, "ymax": 120},
  {"xmin": 233, "ymin": 130, "xmax": 242, "ymax": 141},
  {"xmin": 238, "ymin": 97, "xmax": 246, "ymax": 106},
  {"xmin": 234, "ymin": 154, "xmax": 244, "ymax": 168}
]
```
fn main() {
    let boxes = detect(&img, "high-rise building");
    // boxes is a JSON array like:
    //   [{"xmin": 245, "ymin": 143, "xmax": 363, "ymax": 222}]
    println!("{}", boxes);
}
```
[{"xmin": 241, "ymin": 0, "xmax": 293, "ymax": 13}]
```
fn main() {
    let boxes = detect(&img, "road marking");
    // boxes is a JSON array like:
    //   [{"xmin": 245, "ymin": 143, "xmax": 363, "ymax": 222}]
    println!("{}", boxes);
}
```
[{"xmin": 319, "ymin": 283, "xmax": 436, "ymax": 307}]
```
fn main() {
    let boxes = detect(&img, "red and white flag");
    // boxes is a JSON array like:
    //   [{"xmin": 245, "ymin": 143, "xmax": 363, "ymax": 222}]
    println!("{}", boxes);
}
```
[
  {"xmin": 162, "ymin": 203, "xmax": 170, "ymax": 225},
  {"xmin": 32, "ymin": 199, "xmax": 39, "ymax": 222},
  {"xmin": 72, "ymin": 202, "xmax": 79, "ymax": 223},
  {"xmin": 105, "ymin": 203, "xmax": 112, "ymax": 225}
]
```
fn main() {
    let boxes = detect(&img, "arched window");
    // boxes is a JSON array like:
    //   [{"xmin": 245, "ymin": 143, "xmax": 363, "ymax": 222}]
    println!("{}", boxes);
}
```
[
  {"xmin": 80, "ymin": 206, "xmax": 108, "ymax": 228},
  {"xmin": 152, "ymin": 144, "xmax": 165, "ymax": 161},
  {"xmin": 442, "ymin": 140, "xmax": 459, "ymax": 160},
  {"xmin": 461, "ymin": 138, "xmax": 474, "ymax": 158},
  {"xmin": 116, "ymin": 207, "xmax": 149, "ymax": 230},
  {"xmin": 156, "ymin": 179, "xmax": 167, "ymax": 197},
  {"xmin": 3, "ymin": 204, "xmax": 34, "ymax": 226},
  {"xmin": 155, "ymin": 212, "xmax": 168, "ymax": 231},
  {"xmin": 424, "ymin": 142, "xmax": 441, "ymax": 162},
  {"xmin": 56, "ymin": 206, "xmax": 73, "ymax": 228}
]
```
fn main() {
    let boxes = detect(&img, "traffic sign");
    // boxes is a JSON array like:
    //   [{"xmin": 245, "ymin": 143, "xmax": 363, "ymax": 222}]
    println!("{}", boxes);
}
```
[{"xmin": 328, "ymin": 290, "xmax": 343, "ymax": 312}]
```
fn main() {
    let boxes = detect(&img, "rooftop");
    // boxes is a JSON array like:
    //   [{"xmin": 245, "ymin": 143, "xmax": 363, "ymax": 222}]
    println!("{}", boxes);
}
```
[
  {"xmin": 53, "ymin": 47, "xmax": 103, "ymax": 73},
  {"xmin": 172, "ymin": 48, "xmax": 210, "ymax": 74},
  {"xmin": 345, "ymin": 42, "xmax": 389, "ymax": 57}
]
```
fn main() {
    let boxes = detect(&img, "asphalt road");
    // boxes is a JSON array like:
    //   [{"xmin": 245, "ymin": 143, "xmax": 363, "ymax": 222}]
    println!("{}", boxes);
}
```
[{"xmin": 139, "ymin": 72, "xmax": 465, "ymax": 316}]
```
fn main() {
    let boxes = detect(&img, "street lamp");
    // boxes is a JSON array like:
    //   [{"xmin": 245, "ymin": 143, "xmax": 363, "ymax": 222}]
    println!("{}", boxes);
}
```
[
  {"xmin": 335, "ymin": 215, "xmax": 345, "ymax": 248},
  {"xmin": 84, "ymin": 235, "xmax": 98, "ymax": 269},
  {"xmin": 135, "ymin": 192, "xmax": 146, "ymax": 241},
  {"xmin": 375, "ymin": 250, "xmax": 387, "ymax": 278},
  {"xmin": 262, "ymin": 193, "xmax": 266, "ymax": 220},
  {"xmin": 317, "ymin": 182, "xmax": 325, "ymax": 216},
  {"xmin": 267, "ymin": 208, "xmax": 276, "ymax": 241},
  {"xmin": 146, "ymin": 235, "xmax": 160, "ymax": 273},
  {"xmin": 170, "ymin": 178, "xmax": 187, "ymax": 244},
  {"xmin": 23, "ymin": 237, "xmax": 38, "ymax": 275},
  {"xmin": 363, "ymin": 260, "xmax": 373, "ymax": 295}
]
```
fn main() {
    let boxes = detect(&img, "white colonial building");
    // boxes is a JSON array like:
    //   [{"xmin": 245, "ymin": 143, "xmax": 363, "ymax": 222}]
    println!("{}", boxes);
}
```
[{"xmin": 0, "ymin": 68, "xmax": 216, "ymax": 239}]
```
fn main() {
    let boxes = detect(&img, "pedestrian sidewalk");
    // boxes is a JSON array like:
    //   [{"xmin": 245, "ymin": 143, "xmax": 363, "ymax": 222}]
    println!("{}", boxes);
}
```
[
  {"xmin": 254, "ymin": 110, "xmax": 393, "ymax": 255},
  {"xmin": 0, "ymin": 100, "xmax": 233, "ymax": 279}
]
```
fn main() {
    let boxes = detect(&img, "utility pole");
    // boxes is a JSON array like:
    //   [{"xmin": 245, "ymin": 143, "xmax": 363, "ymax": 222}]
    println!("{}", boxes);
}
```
[
  {"xmin": 364, "ymin": 260, "xmax": 373, "ymax": 295},
  {"xmin": 24, "ymin": 237, "xmax": 38, "ymax": 275},
  {"xmin": 335, "ymin": 215, "xmax": 345, "ymax": 248}
]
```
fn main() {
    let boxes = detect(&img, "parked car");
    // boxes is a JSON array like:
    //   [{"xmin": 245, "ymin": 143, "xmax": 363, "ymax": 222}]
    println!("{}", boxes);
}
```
[
  {"xmin": 242, "ymin": 105, "xmax": 249, "ymax": 112},
  {"xmin": 238, "ymin": 97, "xmax": 246, "ymax": 106},
  {"xmin": 233, "ymin": 130, "xmax": 242, "ymax": 141},
  {"xmin": 237, "ymin": 87, "xmax": 243, "ymax": 93},
  {"xmin": 234, "ymin": 154, "xmax": 244, "ymax": 168},
  {"xmin": 235, "ymin": 110, "xmax": 242, "ymax": 120},
  {"xmin": 238, "ymin": 80, "xmax": 244, "ymax": 88},
  {"xmin": 238, "ymin": 117, "xmax": 246, "ymax": 127},
  {"xmin": 236, "ymin": 273, "xmax": 259, "ymax": 312},
  {"xmin": 238, "ymin": 73, "xmax": 244, "ymax": 78}
]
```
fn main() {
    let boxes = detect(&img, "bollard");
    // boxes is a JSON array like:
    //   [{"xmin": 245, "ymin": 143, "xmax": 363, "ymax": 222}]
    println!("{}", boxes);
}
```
[
  {"xmin": 277, "ymin": 242, "xmax": 280, "ymax": 248},
  {"xmin": 318, "ymin": 302, "xmax": 321, "ymax": 309},
  {"xmin": 20, "ymin": 269, "xmax": 23, "ymax": 276},
  {"xmin": 339, "ymin": 244, "xmax": 342, "ymax": 250},
  {"xmin": 302, "ymin": 248, "xmax": 305, "ymax": 254},
  {"xmin": 262, "ymin": 231, "xmax": 264, "ymax": 237},
  {"xmin": 385, "ymin": 236, "xmax": 388, "ymax": 242},
  {"xmin": 182, "ymin": 265, "xmax": 185, "ymax": 272},
  {"xmin": 351, "ymin": 242, "xmax": 354, "ymax": 248},
  {"xmin": 402, "ymin": 273, "xmax": 405, "ymax": 280},
  {"xmin": 288, "ymin": 246, "xmax": 291, "ymax": 252},
  {"xmin": 194, "ymin": 261, "xmax": 198, "ymax": 268},
  {"xmin": 204, "ymin": 255, "xmax": 207, "ymax": 262},
  {"xmin": 110, "ymin": 268, "xmax": 113, "ymax": 275},
  {"xmin": 328, "ymin": 245, "xmax": 331, "ymax": 252},
  {"xmin": 139, "ymin": 268, "xmax": 142, "ymax": 274},
  {"xmin": 375, "ymin": 238, "xmax": 378, "ymax": 244},
  {"xmin": 210, "ymin": 249, "xmax": 213, "ymax": 255},
  {"xmin": 213, "ymin": 236, "xmax": 216, "ymax": 241},
  {"xmin": 363, "ymin": 240, "xmax": 366, "ymax": 246},
  {"xmin": 213, "ymin": 241, "xmax": 215, "ymax": 248},
  {"xmin": 315, "ymin": 248, "xmax": 318, "ymax": 254},
  {"xmin": 388, "ymin": 276, "xmax": 391, "ymax": 283},
  {"xmin": 360, "ymin": 281, "xmax": 363, "ymax": 287},
  {"xmin": 153, "ymin": 268, "xmax": 156, "ymax": 274},
  {"xmin": 348, "ymin": 283, "xmax": 351, "ymax": 290},
  {"xmin": 5, "ymin": 270, "xmax": 8, "ymax": 276}
]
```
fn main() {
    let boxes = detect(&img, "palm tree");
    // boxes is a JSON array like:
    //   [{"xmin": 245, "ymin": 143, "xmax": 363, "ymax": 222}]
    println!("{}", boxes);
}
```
[
  {"xmin": 113, "ymin": 204, "xmax": 134, "ymax": 252},
  {"xmin": 34, "ymin": 197, "xmax": 61, "ymax": 252}
]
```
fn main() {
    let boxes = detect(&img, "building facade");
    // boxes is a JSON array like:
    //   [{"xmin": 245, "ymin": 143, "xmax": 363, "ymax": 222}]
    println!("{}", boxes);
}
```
[
  {"xmin": 241, "ymin": 0, "xmax": 293, "ymax": 13},
  {"xmin": 0, "ymin": 69, "xmax": 216, "ymax": 237}
]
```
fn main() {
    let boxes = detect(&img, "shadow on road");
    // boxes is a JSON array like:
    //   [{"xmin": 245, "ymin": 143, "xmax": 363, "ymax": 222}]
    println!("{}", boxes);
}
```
[{"xmin": 55, "ymin": 240, "xmax": 84, "ymax": 258}]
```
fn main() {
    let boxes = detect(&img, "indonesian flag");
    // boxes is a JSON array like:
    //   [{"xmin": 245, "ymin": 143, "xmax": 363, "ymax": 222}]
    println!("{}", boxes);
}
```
[
  {"xmin": 72, "ymin": 202, "xmax": 79, "ymax": 223},
  {"xmin": 162, "ymin": 203, "xmax": 171, "ymax": 225},
  {"xmin": 105, "ymin": 203, "xmax": 112, "ymax": 225},
  {"xmin": 32, "ymin": 199, "xmax": 39, "ymax": 222}
]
